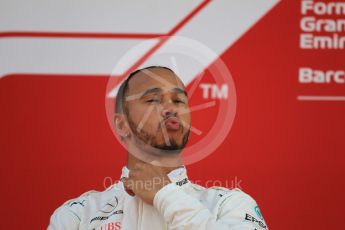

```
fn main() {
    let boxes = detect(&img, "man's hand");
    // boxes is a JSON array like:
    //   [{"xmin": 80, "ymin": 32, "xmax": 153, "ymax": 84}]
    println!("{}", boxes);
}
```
[{"xmin": 123, "ymin": 162, "xmax": 172, "ymax": 205}]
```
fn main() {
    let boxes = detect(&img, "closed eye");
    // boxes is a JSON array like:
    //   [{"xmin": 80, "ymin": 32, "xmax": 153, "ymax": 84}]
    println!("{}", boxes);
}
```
[
  {"xmin": 146, "ymin": 99, "xmax": 160, "ymax": 103},
  {"xmin": 174, "ymin": 100, "xmax": 185, "ymax": 104}
]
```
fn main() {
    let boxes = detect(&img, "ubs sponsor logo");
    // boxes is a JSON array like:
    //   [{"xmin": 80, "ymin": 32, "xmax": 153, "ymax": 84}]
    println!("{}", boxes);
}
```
[{"xmin": 98, "ymin": 221, "xmax": 121, "ymax": 230}]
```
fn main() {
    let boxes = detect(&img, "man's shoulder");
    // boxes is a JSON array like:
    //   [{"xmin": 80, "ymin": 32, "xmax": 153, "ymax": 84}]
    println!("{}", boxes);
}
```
[
  {"xmin": 188, "ymin": 182, "xmax": 257, "ymax": 207},
  {"xmin": 187, "ymin": 183, "xmax": 266, "ymax": 226},
  {"xmin": 49, "ymin": 183, "xmax": 124, "ymax": 227},
  {"xmin": 188, "ymin": 182, "xmax": 244, "ymax": 197}
]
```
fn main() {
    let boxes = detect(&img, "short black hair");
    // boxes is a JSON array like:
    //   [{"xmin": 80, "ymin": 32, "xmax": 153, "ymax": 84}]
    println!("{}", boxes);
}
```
[{"xmin": 115, "ymin": 66, "xmax": 175, "ymax": 114}]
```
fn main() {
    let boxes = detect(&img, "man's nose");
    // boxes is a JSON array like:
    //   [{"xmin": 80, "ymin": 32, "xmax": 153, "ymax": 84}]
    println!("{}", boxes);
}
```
[{"xmin": 161, "ymin": 100, "xmax": 177, "ymax": 117}]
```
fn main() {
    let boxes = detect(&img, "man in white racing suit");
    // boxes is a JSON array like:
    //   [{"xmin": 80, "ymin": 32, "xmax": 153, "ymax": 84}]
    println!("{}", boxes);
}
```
[{"xmin": 48, "ymin": 66, "xmax": 268, "ymax": 230}]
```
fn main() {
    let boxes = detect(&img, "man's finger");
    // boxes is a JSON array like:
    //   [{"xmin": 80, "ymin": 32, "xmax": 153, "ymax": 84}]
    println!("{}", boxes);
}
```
[{"xmin": 123, "ymin": 178, "xmax": 135, "ymax": 196}]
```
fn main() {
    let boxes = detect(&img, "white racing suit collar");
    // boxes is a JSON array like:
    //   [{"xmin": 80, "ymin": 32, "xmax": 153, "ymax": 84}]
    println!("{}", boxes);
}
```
[{"xmin": 120, "ymin": 165, "xmax": 188, "ymax": 186}]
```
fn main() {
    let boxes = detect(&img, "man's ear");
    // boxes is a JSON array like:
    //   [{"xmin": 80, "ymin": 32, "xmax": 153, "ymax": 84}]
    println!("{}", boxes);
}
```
[{"xmin": 114, "ymin": 113, "xmax": 130, "ymax": 139}]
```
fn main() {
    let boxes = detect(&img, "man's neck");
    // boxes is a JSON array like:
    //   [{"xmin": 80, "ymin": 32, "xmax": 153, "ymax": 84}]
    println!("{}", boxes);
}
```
[{"xmin": 126, "ymin": 151, "xmax": 183, "ymax": 175}]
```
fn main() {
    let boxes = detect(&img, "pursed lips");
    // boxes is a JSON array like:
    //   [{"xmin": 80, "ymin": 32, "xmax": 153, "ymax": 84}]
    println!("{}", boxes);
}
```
[{"xmin": 163, "ymin": 116, "xmax": 181, "ymax": 130}]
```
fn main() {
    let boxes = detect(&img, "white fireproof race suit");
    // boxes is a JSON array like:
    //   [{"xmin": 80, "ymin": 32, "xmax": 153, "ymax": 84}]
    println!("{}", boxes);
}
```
[{"xmin": 48, "ymin": 166, "xmax": 268, "ymax": 230}]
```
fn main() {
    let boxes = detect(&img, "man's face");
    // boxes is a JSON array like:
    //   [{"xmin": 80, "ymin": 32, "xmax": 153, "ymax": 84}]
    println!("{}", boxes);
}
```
[{"xmin": 124, "ymin": 68, "xmax": 191, "ymax": 152}]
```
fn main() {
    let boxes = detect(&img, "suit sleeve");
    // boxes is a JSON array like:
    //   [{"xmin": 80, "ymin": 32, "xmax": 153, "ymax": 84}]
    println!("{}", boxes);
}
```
[
  {"xmin": 153, "ymin": 183, "xmax": 268, "ymax": 230},
  {"xmin": 47, "ymin": 205, "xmax": 80, "ymax": 230}
]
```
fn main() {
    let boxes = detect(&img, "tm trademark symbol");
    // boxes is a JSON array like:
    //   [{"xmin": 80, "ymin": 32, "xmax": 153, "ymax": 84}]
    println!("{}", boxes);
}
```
[{"xmin": 199, "ymin": 83, "xmax": 228, "ymax": 99}]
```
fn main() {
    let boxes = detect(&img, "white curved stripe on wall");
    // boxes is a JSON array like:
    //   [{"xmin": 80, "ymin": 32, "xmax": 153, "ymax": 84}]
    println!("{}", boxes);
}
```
[
  {"xmin": 0, "ymin": 0, "xmax": 279, "ymax": 79},
  {"xmin": 0, "ymin": 0, "xmax": 202, "ymax": 33}
]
